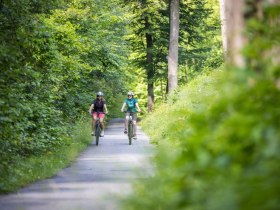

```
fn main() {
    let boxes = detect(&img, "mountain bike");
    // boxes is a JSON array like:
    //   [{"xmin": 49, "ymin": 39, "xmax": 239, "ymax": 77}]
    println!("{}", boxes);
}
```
[
  {"xmin": 94, "ymin": 116, "xmax": 101, "ymax": 146},
  {"xmin": 90, "ymin": 112, "xmax": 102, "ymax": 146},
  {"xmin": 125, "ymin": 111, "xmax": 136, "ymax": 145}
]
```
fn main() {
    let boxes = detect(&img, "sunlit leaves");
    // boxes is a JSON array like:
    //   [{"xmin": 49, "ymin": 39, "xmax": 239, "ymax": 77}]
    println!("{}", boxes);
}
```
[
  {"xmin": 124, "ymin": 67, "xmax": 280, "ymax": 210},
  {"xmin": 1, "ymin": 0, "xmax": 131, "ymax": 183}
]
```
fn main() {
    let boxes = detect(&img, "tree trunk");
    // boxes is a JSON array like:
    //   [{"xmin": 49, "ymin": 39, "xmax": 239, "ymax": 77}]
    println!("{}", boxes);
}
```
[
  {"xmin": 147, "ymin": 30, "xmax": 154, "ymax": 112},
  {"xmin": 220, "ymin": 0, "xmax": 246, "ymax": 67},
  {"xmin": 219, "ymin": 0, "xmax": 227, "ymax": 57},
  {"xmin": 143, "ymin": 0, "xmax": 154, "ymax": 112},
  {"xmin": 167, "ymin": 0, "xmax": 179, "ymax": 93}
]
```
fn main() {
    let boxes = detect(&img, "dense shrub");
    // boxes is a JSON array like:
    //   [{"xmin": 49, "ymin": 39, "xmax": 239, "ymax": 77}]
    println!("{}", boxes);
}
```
[
  {"xmin": 122, "ymin": 3, "xmax": 279, "ymax": 209},
  {"xmin": 122, "ymin": 69, "xmax": 280, "ymax": 210},
  {"xmin": 0, "ymin": 0, "xmax": 131, "ymax": 191}
]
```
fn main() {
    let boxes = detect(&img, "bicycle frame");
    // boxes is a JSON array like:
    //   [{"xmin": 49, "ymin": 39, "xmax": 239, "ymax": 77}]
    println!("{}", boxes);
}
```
[
  {"xmin": 128, "ymin": 115, "xmax": 133, "ymax": 145},
  {"xmin": 95, "ymin": 117, "xmax": 101, "ymax": 146},
  {"xmin": 125, "ymin": 111, "xmax": 135, "ymax": 145}
]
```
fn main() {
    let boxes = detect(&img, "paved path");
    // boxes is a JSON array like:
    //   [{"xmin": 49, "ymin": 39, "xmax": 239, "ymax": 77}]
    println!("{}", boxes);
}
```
[{"xmin": 0, "ymin": 119, "xmax": 155, "ymax": 210}]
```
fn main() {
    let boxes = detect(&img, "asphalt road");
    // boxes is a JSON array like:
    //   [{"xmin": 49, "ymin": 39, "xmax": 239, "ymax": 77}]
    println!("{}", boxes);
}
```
[{"xmin": 0, "ymin": 118, "xmax": 155, "ymax": 210}]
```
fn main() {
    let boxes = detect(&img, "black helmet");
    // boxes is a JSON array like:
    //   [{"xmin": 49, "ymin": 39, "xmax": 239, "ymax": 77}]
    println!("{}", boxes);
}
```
[
  {"xmin": 127, "ymin": 91, "xmax": 134, "ymax": 96},
  {"xmin": 96, "ymin": 91, "xmax": 104, "ymax": 97}
]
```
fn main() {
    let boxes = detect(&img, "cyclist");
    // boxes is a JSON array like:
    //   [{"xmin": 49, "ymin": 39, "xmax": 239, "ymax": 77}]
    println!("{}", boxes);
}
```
[
  {"xmin": 121, "ymin": 91, "xmax": 141, "ymax": 139},
  {"xmin": 88, "ymin": 91, "xmax": 108, "ymax": 137}
]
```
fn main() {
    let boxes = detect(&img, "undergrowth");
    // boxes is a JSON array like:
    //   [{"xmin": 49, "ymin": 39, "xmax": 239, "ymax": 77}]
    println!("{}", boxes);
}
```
[
  {"xmin": 0, "ymin": 117, "xmax": 92, "ymax": 193},
  {"xmin": 122, "ymin": 69, "xmax": 280, "ymax": 210}
]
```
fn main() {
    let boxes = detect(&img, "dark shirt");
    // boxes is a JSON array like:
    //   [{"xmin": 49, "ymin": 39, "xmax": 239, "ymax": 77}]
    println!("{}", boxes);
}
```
[{"xmin": 92, "ymin": 99, "xmax": 106, "ymax": 113}]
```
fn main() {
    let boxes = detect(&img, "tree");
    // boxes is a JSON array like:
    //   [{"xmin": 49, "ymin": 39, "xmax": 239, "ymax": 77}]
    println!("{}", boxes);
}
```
[
  {"xmin": 0, "ymin": 0, "xmax": 131, "ymax": 172},
  {"xmin": 125, "ymin": 0, "xmax": 221, "ymax": 103},
  {"xmin": 143, "ymin": 0, "xmax": 155, "ymax": 112},
  {"xmin": 219, "ymin": 0, "xmax": 245, "ymax": 67},
  {"xmin": 219, "ymin": 0, "xmax": 227, "ymax": 56},
  {"xmin": 167, "ymin": 0, "xmax": 179, "ymax": 93},
  {"xmin": 220, "ymin": 0, "xmax": 279, "ymax": 69},
  {"xmin": 121, "ymin": 1, "xmax": 280, "ymax": 210}
]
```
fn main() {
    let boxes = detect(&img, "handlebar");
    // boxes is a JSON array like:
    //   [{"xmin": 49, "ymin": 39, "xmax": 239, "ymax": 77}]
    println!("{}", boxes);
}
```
[
  {"xmin": 122, "ymin": 111, "xmax": 140, "ymax": 113},
  {"xmin": 89, "ymin": 111, "xmax": 108, "ymax": 116}
]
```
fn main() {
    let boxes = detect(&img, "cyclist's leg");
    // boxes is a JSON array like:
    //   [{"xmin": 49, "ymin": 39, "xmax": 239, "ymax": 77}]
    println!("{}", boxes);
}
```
[
  {"xmin": 99, "ymin": 113, "xmax": 105, "ymax": 136},
  {"xmin": 132, "ymin": 113, "xmax": 137, "ymax": 137},
  {"xmin": 124, "ymin": 113, "xmax": 129, "ymax": 133},
  {"xmin": 93, "ymin": 113, "xmax": 98, "ymax": 124},
  {"xmin": 91, "ymin": 115, "xmax": 94, "ymax": 130},
  {"xmin": 99, "ymin": 113, "xmax": 105, "ymax": 130},
  {"xmin": 92, "ymin": 112, "xmax": 98, "ymax": 135}
]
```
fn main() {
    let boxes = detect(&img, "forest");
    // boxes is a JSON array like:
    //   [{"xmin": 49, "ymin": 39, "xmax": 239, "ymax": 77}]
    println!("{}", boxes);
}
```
[{"xmin": 0, "ymin": 0, "xmax": 279, "ymax": 209}]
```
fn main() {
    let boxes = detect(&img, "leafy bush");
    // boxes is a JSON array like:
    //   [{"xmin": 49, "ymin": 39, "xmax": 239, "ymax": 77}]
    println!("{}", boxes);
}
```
[
  {"xmin": 122, "ymin": 69, "xmax": 280, "ymax": 210},
  {"xmin": 0, "ymin": 0, "xmax": 131, "ymax": 192},
  {"xmin": 122, "ymin": 3, "xmax": 280, "ymax": 210},
  {"xmin": 0, "ymin": 117, "xmax": 92, "ymax": 193}
]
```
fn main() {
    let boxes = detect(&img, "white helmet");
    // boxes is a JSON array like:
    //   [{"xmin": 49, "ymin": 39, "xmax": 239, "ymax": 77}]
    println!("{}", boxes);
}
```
[
  {"xmin": 96, "ymin": 91, "xmax": 104, "ymax": 97},
  {"xmin": 127, "ymin": 91, "xmax": 134, "ymax": 96}
]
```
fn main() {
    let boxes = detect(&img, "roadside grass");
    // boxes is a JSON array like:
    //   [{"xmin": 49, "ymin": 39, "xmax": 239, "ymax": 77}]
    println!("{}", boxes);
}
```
[
  {"xmin": 141, "ymin": 69, "xmax": 220, "ymax": 145},
  {"xmin": 0, "ymin": 118, "xmax": 92, "ymax": 194}
]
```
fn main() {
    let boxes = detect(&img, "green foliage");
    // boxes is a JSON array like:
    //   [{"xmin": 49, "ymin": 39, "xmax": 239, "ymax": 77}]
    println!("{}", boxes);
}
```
[
  {"xmin": 0, "ymin": 118, "xmax": 92, "ymax": 193},
  {"xmin": 122, "ymin": 2, "xmax": 280, "ymax": 209},
  {"xmin": 178, "ymin": 0, "xmax": 223, "ymax": 83},
  {"xmin": 0, "ymin": 0, "xmax": 132, "ymax": 190},
  {"xmin": 243, "ymin": 3, "xmax": 280, "ymax": 78},
  {"xmin": 124, "ymin": 0, "xmax": 223, "ymax": 102},
  {"xmin": 123, "ymin": 68, "xmax": 280, "ymax": 210}
]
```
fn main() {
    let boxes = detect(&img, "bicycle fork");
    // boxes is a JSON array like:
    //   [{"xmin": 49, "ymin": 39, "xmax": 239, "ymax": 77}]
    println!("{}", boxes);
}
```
[{"xmin": 128, "ymin": 117, "xmax": 137, "ymax": 136}]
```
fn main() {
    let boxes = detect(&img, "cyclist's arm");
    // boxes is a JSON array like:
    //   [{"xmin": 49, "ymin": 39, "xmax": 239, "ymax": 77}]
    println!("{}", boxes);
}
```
[
  {"xmin": 121, "ymin": 102, "xmax": 126, "ymax": 112},
  {"xmin": 135, "ymin": 102, "xmax": 141, "ymax": 112},
  {"xmin": 89, "ymin": 104, "xmax": 94, "ymax": 114},
  {"xmin": 104, "ymin": 104, "xmax": 108, "ymax": 114}
]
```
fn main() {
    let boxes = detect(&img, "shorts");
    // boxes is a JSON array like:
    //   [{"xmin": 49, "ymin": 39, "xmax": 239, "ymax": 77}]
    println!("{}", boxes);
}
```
[
  {"xmin": 92, "ymin": 112, "xmax": 105, "ymax": 119},
  {"xmin": 125, "ymin": 112, "xmax": 137, "ymax": 121}
]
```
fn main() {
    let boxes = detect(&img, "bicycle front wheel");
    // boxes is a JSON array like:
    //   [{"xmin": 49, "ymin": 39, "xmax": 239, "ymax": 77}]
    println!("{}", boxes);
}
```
[
  {"xmin": 128, "ymin": 121, "xmax": 133, "ymax": 145},
  {"xmin": 95, "ymin": 124, "xmax": 101, "ymax": 145}
]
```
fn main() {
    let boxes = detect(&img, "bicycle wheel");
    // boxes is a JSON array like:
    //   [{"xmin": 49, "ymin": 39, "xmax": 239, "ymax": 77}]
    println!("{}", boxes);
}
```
[
  {"xmin": 128, "ymin": 121, "xmax": 133, "ymax": 145},
  {"xmin": 95, "ymin": 123, "xmax": 101, "ymax": 145}
]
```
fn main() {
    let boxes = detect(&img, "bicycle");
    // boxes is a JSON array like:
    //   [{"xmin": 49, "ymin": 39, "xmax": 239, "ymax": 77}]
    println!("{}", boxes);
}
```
[
  {"xmin": 94, "ymin": 116, "xmax": 101, "ymax": 146},
  {"xmin": 124, "ymin": 111, "xmax": 136, "ymax": 145},
  {"xmin": 90, "ymin": 112, "xmax": 103, "ymax": 146}
]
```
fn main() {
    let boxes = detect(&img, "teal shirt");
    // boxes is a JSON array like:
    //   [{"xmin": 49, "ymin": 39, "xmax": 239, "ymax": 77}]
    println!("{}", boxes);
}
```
[{"xmin": 125, "ymin": 98, "xmax": 138, "ymax": 113}]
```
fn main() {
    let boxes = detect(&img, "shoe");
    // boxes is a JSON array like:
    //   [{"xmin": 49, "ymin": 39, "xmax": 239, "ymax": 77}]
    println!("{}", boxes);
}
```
[
  {"xmin": 124, "ymin": 129, "xmax": 128, "ymax": 134},
  {"xmin": 132, "ymin": 135, "xmax": 137, "ymax": 140},
  {"xmin": 100, "ymin": 131, "xmax": 104, "ymax": 137},
  {"xmin": 91, "ymin": 132, "xmax": 95, "ymax": 136}
]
